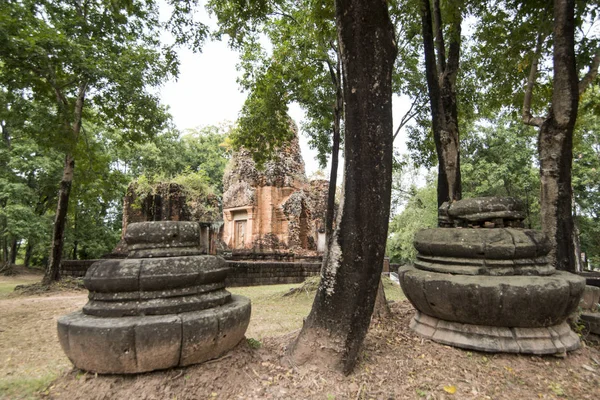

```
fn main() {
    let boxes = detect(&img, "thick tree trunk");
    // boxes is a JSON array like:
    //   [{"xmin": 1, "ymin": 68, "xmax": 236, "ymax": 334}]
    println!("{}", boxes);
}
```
[
  {"xmin": 538, "ymin": 0, "xmax": 579, "ymax": 272},
  {"xmin": 420, "ymin": 0, "xmax": 462, "ymax": 209},
  {"xmin": 287, "ymin": 0, "xmax": 396, "ymax": 374},
  {"xmin": 43, "ymin": 154, "xmax": 75, "ymax": 284}
]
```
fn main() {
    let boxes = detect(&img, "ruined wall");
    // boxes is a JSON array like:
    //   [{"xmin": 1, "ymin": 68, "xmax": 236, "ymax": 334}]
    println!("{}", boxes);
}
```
[
  {"xmin": 123, "ymin": 182, "xmax": 221, "ymax": 229},
  {"xmin": 116, "ymin": 182, "xmax": 223, "ymax": 256}
]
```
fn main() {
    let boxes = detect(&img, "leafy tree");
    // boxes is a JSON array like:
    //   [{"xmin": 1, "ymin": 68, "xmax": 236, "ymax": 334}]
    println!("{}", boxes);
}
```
[
  {"xmin": 0, "ymin": 0, "xmax": 178, "ymax": 283},
  {"xmin": 573, "ymin": 87, "xmax": 600, "ymax": 266},
  {"xmin": 461, "ymin": 116, "xmax": 541, "ymax": 228},
  {"xmin": 418, "ymin": 0, "xmax": 463, "ymax": 207},
  {"xmin": 471, "ymin": 0, "xmax": 600, "ymax": 271}
]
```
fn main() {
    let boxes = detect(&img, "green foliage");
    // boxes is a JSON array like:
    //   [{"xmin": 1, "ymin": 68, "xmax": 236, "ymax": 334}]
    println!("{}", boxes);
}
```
[
  {"xmin": 461, "ymin": 115, "xmax": 541, "ymax": 228},
  {"xmin": 573, "ymin": 88, "xmax": 600, "ymax": 265},
  {"xmin": 208, "ymin": 0, "xmax": 340, "ymax": 167},
  {"xmin": 387, "ymin": 178, "xmax": 438, "ymax": 264},
  {"xmin": 246, "ymin": 337, "xmax": 262, "ymax": 349}
]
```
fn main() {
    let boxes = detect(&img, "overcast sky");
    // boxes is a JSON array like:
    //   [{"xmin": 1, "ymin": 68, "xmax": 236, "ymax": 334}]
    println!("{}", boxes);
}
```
[{"xmin": 158, "ymin": 3, "xmax": 413, "ymax": 179}]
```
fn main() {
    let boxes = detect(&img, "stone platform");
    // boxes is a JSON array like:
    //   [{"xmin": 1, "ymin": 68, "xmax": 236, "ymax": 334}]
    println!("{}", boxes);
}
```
[
  {"xmin": 58, "ymin": 295, "xmax": 250, "ymax": 374},
  {"xmin": 410, "ymin": 311, "xmax": 580, "ymax": 354}
]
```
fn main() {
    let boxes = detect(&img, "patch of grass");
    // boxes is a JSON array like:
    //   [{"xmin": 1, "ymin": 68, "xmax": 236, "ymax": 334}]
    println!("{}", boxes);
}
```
[
  {"xmin": 229, "ymin": 277, "xmax": 405, "ymax": 339},
  {"xmin": 230, "ymin": 283, "xmax": 314, "ymax": 339},
  {"xmin": 0, "ymin": 372, "xmax": 57, "ymax": 400}
]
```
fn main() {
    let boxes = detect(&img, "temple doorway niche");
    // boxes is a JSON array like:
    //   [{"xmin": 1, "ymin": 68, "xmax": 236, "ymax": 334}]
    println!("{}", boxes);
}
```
[
  {"xmin": 299, "ymin": 204, "xmax": 309, "ymax": 249},
  {"xmin": 233, "ymin": 210, "xmax": 248, "ymax": 249}
]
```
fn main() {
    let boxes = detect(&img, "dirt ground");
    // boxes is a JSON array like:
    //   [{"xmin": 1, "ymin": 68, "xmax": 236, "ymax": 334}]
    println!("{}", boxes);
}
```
[{"xmin": 0, "ymin": 272, "xmax": 599, "ymax": 400}]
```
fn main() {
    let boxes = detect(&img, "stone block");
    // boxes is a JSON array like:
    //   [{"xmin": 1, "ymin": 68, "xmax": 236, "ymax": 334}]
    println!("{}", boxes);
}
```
[
  {"xmin": 83, "ymin": 289, "xmax": 231, "ymax": 317},
  {"xmin": 409, "ymin": 312, "xmax": 578, "ymax": 355},
  {"xmin": 134, "ymin": 315, "xmax": 182, "ymax": 372},
  {"xmin": 84, "ymin": 259, "xmax": 141, "ymax": 293},
  {"xmin": 138, "ymin": 256, "xmax": 228, "ymax": 291},
  {"xmin": 580, "ymin": 285, "xmax": 600, "ymax": 310},
  {"xmin": 399, "ymin": 266, "xmax": 585, "ymax": 328},
  {"xmin": 580, "ymin": 312, "xmax": 600, "ymax": 335},
  {"xmin": 58, "ymin": 311, "xmax": 138, "ymax": 374},
  {"xmin": 126, "ymin": 221, "xmax": 200, "ymax": 251}
]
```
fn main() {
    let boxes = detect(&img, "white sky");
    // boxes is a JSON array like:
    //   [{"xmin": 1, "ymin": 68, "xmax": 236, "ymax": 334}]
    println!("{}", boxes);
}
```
[{"xmin": 159, "ymin": 3, "xmax": 413, "ymax": 179}]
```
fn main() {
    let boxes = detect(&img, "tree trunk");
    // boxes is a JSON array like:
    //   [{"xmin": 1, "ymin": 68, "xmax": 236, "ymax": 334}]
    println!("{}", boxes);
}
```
[
  {"xmin": 325, "ymin": 69, "xmax": 342, "ymax": 240},
  {"xmin": 287, "ymin": 0, "xmax": 396, "ymax": 374},
  {"xmin": 538, "ymin": 0, "xmax": 579, "ymax": 272},
  {"xmin": 43, "ymin": 154, "xmax": 75, "ymax": 284},
  {"xmin": 420, "ymin": 0, "xmax": 462, "ymax": 209},
  {"xmin": 9, "ymin": 238, "xmax": 18, "ymax": 265},
  {"xmin": 24, "ymin": 241, "xmax": 33, "ymax": 268}
]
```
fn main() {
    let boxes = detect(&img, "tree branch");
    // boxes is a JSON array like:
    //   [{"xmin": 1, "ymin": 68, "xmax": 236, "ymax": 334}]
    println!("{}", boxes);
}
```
[
  {"xmin": 72, "ymin": 80, "xmax": 88, "ymax": 142},
  {"xmin": 432, "ymin": 0, "xmax": 446, "ymax": 73},
  {"xmin": 522, "ymin": 34, "xmax": 545, "ymax": 127},
  {"xmin": 393, "ymin": 98, "xmax": 424, "ymax": 141},
  {"xmin": 579, "ymin": 47, "xmax": 600, "ymax": 95}
]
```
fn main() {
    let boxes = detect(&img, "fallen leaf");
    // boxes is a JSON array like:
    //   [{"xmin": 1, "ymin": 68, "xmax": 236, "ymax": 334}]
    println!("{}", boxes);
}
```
[
  {"xmin": 582, "ymin": 365, "xmax": 595, "ymax": 372},
  {"xmin": 443, "ymin": 385, "xmax": 457, "ymax": 394}
]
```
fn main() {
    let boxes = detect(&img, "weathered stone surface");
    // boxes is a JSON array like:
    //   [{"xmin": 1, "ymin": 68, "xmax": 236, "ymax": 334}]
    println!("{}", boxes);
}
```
[
  {"xmin": 84, "ymin": 256, "xmax": 228, "ymax": 294},
  {"xmin": 399, "ymin": 265, "xmax": 585, "ymax": 328},
  {"xmin": 88, "ymin": 282, "xmax": 227, "ymax": 302},
  {"xmin": 414, "ymin": 228, "xmax": 551, "ymax": 261},
  {"xmin": 580, "ymin": 312, "xmax": 600, "ymax": 335},
  {"xmin": 439, "ymin": 197, "xmax": 525, "ymax": 226},
  {"xmin": 581, "ymin": 285, "xmax": 600, "ymax": 311},
  {"xmin": 83, "ymin": 289, "xmax": 232, "ymax": 317},
  {"xmin": 410, "ymin": 311, "xmax": 580, "ymax": 354},
  {"xmin": 221, "ymin": 124, "xmax": 329, "ymax": 254},
  {"xmin": 414, "ymin": 254, "xmax": 554, "ymax": 276},
  {"xmin": 125, "ymin": 221, "xmax": 202, "ymax": 255},
  {"xmin": 58, "ymin": 221, "xmax": 251, "ymax": 374},
  {"xmin": 83, "ymin": 259, "xmax": 141, "ymax": 293},
  {"xmin": 181, "ymin": 295, "xmax": 251, "ymax": 366},
  {"xmin": 405, "ymin": 197, "xmax": 585, "ymax": 355},
  {"xmin": 57, "ymin": 295, "xmax": 251, "ymax": 374}
]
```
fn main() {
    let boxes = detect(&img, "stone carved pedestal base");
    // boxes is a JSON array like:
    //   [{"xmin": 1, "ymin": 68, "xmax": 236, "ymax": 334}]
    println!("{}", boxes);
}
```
[
  {"xmin": 58, "ymin": 295, "xmax": 250, "ymax": 374},
  {"xmin": 399, "ymin": 197, "xmax": 586, "ymax": 355},
  {"xmin": 57, "ymin": 221, "xmax": 252, "ymax": 374},
  {"xmin": 410, "ymin": 311, "xmax": 580, "ymax": 354}
]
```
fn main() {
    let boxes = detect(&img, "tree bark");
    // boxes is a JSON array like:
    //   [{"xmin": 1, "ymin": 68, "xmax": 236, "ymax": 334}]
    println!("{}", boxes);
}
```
[
  {"xmin": 9, "ymin": 238, "xmax": 18, "ymax": 265},
  {"xmin": 24, "ymin": 241, "xmax": 33, "ymax": 268},
  {"xmin": 43, "ymin": 154, "xmax": 75, "ymax": 284},
  {"xmin": 325, "ymin": 53, "xmax": 343, "ymax": 241},
  {"xmin": 287, "ymin": 0, "xmax": 396, "ymax": 374},
  {"xmin": 420, "ymin": 0, "xmax": 462, "ymax": 209},
  {"xmin": 538, "ymin": 0, "xmax": 579, "ymax": 272}
]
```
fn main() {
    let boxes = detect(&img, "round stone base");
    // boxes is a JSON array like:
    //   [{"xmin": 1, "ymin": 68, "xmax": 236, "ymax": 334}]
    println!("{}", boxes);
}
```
[
  {"xmin": 410, "ymin": 311, "xmax": 580, "ymax": 355},
  {"xmin": 57, "ymin": 295, "xmax": 251, "ymax": 374}
]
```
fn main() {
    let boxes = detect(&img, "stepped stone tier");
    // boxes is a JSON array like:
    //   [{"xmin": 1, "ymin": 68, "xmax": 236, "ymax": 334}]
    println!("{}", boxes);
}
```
[
  {"xmin": 57, "ymin": 221, "xmax": 251, "ymax": 374},
  {"xmin": 399, "ymin": 197, "xmax": 586, "ymax": 354}
]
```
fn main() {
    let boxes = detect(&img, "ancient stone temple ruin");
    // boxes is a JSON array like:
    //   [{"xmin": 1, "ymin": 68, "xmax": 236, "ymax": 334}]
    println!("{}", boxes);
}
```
[
  {"xmin": 117, "ymin": 181, "xmax": 223, "ymax": 255},
  {"xmin": 222, "ymin": 126, "xmax": 329, "ymax": 253},
  {"xmin": 57, "ymin": 221, "xmax": 251, "ymax": 374},
  {"xmin": 399, "ymin": 197, "xmax": 586, "ymax": 354}
]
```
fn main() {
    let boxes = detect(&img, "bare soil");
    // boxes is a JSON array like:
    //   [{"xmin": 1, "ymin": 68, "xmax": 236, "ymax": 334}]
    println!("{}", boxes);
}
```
[{"xmin": 0, "ymin": 276, "xmax": 598, "ymax": 400}]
